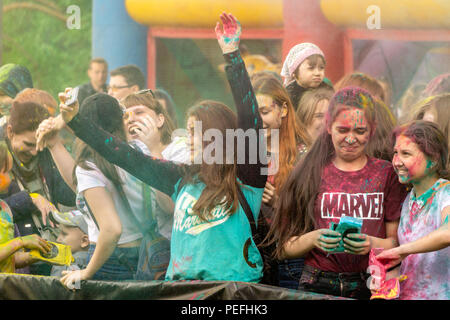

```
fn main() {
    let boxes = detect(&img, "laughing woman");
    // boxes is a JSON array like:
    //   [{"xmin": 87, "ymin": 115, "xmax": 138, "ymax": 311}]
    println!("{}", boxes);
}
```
[
  {"xmin": 377, "ymin": 120, "xmax": 450, "ymax": 300},
  {"xmin": 42, "ymin": 13, "xmax": 267, "ymax": 283}
]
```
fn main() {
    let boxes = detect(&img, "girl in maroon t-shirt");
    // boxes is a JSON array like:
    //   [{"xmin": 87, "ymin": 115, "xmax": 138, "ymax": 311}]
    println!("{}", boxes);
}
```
[{"xmin": 266, "ymin": 87, "xmax": 407, "ymax": 299}]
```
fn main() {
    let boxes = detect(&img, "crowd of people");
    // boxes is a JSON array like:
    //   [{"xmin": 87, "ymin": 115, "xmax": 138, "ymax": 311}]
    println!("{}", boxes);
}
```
[{"xmin": 0, "ymin": 13, "xmax": 449, "ymax": 300}]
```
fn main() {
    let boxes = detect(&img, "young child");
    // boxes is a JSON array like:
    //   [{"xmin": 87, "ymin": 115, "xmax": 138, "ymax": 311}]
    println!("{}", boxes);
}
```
[
  {"xmin": 376, "ymin": 120, "xmax": 450, "ymax": 300},
  {"xmin": 49, "ymin": 210, "xmax": 89, "ymax": 277},
  {"xmin": 281, "ymin": 43, "xmax": 332, "ymax": 110}
]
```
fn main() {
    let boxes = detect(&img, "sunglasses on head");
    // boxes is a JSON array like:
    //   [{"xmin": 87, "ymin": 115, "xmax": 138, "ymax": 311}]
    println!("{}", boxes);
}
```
[{"xmin": 136, "ymin": 88, "xmax": 155, "ymax": 98}]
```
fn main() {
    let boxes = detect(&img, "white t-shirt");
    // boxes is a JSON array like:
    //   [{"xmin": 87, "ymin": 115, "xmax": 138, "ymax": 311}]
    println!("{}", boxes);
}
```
[
  {"xmin": 75, "ymin": 141, "xmax": 150, "ymax": 245},
  {"xmin": 151, "ymin": 137, "xmax": 190, "ymax": 239},
  {"xmin": 161, "ymin": 136, "xmax": 190, "ymax": 165}
]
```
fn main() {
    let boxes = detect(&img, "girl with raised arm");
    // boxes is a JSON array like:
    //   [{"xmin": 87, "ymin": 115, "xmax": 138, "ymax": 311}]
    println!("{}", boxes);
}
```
[{"xmin": 45, "ymin": 13, "xmax": 267, "ymax": 283}]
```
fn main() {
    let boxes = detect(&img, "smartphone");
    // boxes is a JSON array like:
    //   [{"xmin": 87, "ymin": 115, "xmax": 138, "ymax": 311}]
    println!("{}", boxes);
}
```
[{"xmin": 65, "ymin": 87, "xmax": 79, "ymax": 106}]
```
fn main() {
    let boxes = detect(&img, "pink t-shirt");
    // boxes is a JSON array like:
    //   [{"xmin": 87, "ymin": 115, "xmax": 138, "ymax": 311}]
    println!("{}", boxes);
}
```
[{"xmin": 306, "ymin": 157, "xmax": 408, "ymax": 273}]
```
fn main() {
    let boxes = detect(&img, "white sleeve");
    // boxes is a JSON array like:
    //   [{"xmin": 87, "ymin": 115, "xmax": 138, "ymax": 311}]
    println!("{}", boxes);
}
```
[
  {"xmin": 75, "ymin": 163, "xmax": 107, "ymax": 194},
  {"xmin": 162, "ymin": 137, "xmax": 190, "ymax": 164},
  {"xmin": 128, "ymin": 139, "xmax": 151, "ymax": 156}
]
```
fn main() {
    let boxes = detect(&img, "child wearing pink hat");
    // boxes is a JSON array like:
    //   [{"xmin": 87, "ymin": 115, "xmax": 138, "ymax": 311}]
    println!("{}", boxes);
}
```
[{"xmin": 281, "ymin": 43, "xmax": 331, "ymax": 110}]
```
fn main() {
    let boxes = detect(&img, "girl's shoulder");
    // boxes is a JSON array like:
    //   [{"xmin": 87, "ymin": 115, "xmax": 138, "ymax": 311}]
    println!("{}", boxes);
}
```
[
  {"xmin": 366, "ymin": 157, "xmax": 396, "ymax": 174},
  {"xmin": 76, "ymin": 160, "xmax": 99, "ymax": 173}
]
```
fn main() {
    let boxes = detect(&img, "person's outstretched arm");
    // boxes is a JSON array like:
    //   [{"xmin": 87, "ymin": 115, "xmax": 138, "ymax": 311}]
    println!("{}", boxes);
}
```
[
  {"xmin": 215, "ymin": 13, "xmax": 267, "ymax": 189},
  {"xmin": 376, "ymin": 206, "xmax": 450, "ymax": 269},
  {"xmin": 36, "ymin": 117, "xmax": 77, "ymax": 192},
  {"xmin": 47, "ymin": 95, "xmax": 184, "ymax": 197}
]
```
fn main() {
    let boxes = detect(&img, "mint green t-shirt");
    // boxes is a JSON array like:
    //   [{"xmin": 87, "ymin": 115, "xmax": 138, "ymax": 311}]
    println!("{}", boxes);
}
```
[{"xmin": 165, "ymin": 179, "xmax": 264, "ymax": 282}]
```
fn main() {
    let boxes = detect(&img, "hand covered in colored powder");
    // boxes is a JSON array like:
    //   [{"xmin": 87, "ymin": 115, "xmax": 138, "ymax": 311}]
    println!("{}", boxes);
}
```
[
  {"xmin": 20, "ymin": 234, "xmax": 51, "ymax": 254},
  {"xmin": 375, "ymin": 246, "xmax": 408, "ymax": 269},
  {"xmin": 343, "ymin": 233, "xmax": 372, "ymax": 255},
  {"xmin": 368, "ymin": 248, "xmax": 407, "ymax": 300},
  {"xmin": 312, "ymin": 228, "xmax": 342, "ymax": 253},
  {"xmin": 215, "ymin": 12, "xmax": 241, "ymax": 54}
]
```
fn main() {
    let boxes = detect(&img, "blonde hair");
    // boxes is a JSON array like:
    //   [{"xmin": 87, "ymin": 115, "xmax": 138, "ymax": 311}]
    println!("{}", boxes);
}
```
[{"xmin": 296, "ymin": 86, "xmax": 334, "ymax": 146}]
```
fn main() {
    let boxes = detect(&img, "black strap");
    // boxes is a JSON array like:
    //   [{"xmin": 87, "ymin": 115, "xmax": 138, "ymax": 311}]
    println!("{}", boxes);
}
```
[
  {"xmin": 236, "ymin": 184, "xmax": 257, "ymax": 236},
  {"xmin": 83, "ymin": 198, "xmax": 100, "ymax": 230}
]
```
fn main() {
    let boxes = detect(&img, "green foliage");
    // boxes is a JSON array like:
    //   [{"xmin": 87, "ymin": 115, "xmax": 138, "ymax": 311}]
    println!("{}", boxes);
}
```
[{"xmin": 2, "ymin": 0, "xmax": 92, "ymax": 100}]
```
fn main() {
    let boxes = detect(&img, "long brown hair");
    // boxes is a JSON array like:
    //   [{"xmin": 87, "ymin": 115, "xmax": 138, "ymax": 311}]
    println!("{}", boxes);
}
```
[
  {"xmin": 296, "ymin": 86, "xmax": 334, "ymax": 147},
  {"xmin": 366, "ymin": 98, "xmax": 397, "ymax": 161},
  {"xmin": 335, "ymin": 72, "xmax": 386, "ymax": 105},
  {"xmin": 185, "ymin": 100, "xmax": 240, "ymax": 221},
  {"xmin": 72, "ymin": 93, "xmax": 126, "ymax": 186},
  {"xmin": 252, "ymin": 74, "xmax": 308, "ymax": 190},
  {"xmin": 266, "ymin": 87, "xmax": 377, "ymax": 259}
]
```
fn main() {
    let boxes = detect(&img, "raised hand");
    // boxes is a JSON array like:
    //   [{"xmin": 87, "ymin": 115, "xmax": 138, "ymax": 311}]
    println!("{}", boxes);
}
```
[
  {"xmin": 59, "ymin": 88, "xmax": 79, "ymax": 123},
  {"xmin": 215, "ymin": 12, "xmax": 241, "ymax": 54},
  {"xmin": 262, "ymin": 181, "xmax": 277, "ymax": 206},
  {"xmin": 36, "ymin": 117, "xmax": 63, "ymax": 152},
  {"xmin": 129, "ymin": 114, "xmax": 161, "ymax": 150}
]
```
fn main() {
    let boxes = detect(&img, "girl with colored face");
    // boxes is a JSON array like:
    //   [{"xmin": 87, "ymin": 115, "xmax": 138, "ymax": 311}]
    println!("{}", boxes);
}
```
[
  {"xmin": 265, "ymin": 87, "xmax": 408, "ymax": 299},
  {"xmin": 392, "ymin": 135, "xmax": 437, "ymax": 187},
  {"xmin": 328, "ymin": 106, "xmax": 372, "ymax": 167},
  {"xmin": 377, "ymin": 121, "xmax": 450, "ymax": 300}
]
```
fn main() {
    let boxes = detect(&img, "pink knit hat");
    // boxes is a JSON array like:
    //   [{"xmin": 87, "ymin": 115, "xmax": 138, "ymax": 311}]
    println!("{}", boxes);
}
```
[{"xmin": 281, "ymin": 43, "xmax": 325, "ymax": 86}]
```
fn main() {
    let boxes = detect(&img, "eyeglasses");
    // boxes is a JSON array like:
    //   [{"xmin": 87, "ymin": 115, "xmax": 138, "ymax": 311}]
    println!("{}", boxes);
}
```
[
  {"xmin": 107, "ymin": 84, "xmax": 133, "ymax": 92},
  {"xmin": 136, "ymin": 88, "xmax": 155, "ymax": 98}
]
